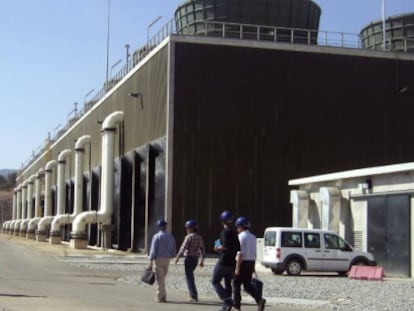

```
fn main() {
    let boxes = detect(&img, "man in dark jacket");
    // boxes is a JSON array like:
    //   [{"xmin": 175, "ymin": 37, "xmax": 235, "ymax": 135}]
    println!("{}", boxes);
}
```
[{"xmin": 212, "ymin": 211, "xmax": 240, "ymax": 311}]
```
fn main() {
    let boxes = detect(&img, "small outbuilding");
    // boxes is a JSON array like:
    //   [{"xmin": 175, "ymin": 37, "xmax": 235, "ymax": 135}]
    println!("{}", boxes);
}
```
[{"xmin": 289, "ymin": 162, "xmax": 414, "ymax": 278}]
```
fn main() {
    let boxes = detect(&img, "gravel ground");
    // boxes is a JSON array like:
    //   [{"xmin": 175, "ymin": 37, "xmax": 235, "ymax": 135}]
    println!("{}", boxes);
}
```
[{"xmin": 62, "ymin": 256, "xmax": 414, "ymax": 311}]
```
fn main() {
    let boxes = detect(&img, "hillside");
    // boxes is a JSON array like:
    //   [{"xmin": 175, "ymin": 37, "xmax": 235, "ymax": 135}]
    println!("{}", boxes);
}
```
[{"xmin": 0, "ymin": 169, "xmax": 16, "ymax": 177}]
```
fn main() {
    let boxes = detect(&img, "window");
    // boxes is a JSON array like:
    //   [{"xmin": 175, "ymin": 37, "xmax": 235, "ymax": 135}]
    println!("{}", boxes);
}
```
[
  {"xmin": 264, "ymin": 231, "xmax": 276, "ymax": 246},
  {"xmin": 304, "ymin": 233, "xmax": 320, "ymax": 248},
  {"xmin": 324, "ymin": 233, "xmax": 352, "ymax": 251},
  {"xmin": 281, "ymin": 232, "xmax": 302, "ymax": 247},
  {"xmin": 324, "ymin": 234, "xmax": 339, "ymax": 249}
]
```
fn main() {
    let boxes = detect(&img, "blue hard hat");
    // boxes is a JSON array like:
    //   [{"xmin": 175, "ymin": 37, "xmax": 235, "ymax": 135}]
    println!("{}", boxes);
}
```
[
  {"xmin": 185, "ymin": 219, "xmax": 197, "ymax": 228},
  {"xmin": 156, "ymin": 219, "xmax": 167, "ymax": 228},
  {"xmin": 219, "ymin": 211, "xmax": 233, "ymax": 223},
  {"xmin": 235, "ymin": 216, "xmax": 250, "ymax": 228}
]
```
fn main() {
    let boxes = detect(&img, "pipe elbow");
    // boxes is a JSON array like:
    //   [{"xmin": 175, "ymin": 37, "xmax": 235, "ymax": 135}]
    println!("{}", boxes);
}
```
[
  {"xmin": 72, "ymin": 211, "xmax": 97, "ymax": 234},
  {"xmin": 28, "ymin": 174, "xmax": 36, "ymax": 183},
  {"xmin": 28, "ymin": 218, "xmax": 40, "ymax": 231},
  {"xmin": 102, "ymin": 111, "xmax": 124, "ymax": 130},
  {"xmin": 37, "ymin": 216, "xmax": 53, "ymax": 231},
  {"xmin": 36, "ymin": 168, "xmax": 44, "ymax": 177},
  {"xmin": 45, "ymin": 160, "xmax": 57, "ymax": 171},
  {"xmin": 58, "ymin": 149, "xmax": 71, "ymax": 162},
  {"xmin": 51, "ymin": 214, "xmax": 71, "ymax": 232},
  {"xmin": 75, "ymin": 135, "xmax": 91, "ymax": 149},
  {"xmin": 20, "ymin": 219, "xmax": 30, "ymax": 229}
]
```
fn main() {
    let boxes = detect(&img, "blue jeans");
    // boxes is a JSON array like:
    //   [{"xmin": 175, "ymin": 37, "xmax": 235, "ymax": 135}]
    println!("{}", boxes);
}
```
[
  {"xmin": 212, "ymin": 263, "xmax": 234, "ymax": 305},
  {"xmin": 185, "ymin": 256, "xmax": 199, "ymax": 299}
]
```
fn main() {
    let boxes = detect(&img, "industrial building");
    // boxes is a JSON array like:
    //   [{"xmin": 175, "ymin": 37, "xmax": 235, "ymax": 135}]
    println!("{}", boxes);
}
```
[
  {"xmin": 289, "ymin": 162, "xmax": 414, "ymax": 278},
  {"xmin": 2, "ymin": 1, "xmax": 414, "ymax": 272}
]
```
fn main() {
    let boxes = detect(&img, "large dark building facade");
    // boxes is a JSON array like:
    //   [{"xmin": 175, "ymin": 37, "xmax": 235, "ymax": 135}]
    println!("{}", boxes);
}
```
[
  {"xmin": 5, "ymin": 1, "xmax": 414, "ymax": 253},
  {"xmin": 8, "ymin": 32, "xmax": 414, "ymax": 251}
]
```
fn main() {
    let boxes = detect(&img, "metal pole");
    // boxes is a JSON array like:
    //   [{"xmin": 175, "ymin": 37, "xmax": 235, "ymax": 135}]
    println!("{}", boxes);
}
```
[
  {"xmin": 125, "ymin": 44, "xmax": 130, "ymax": 71},
  {"xmin": 382, "ymin": 0, "xmax": 386, "ymax": 50},
  {"xmin": 105, "ymin": 0, "xmax": 111, "ymax": 91}
]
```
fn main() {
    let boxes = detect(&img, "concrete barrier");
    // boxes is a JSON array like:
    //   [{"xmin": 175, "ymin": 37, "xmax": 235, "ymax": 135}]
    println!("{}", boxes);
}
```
[{"xmin": 348, "ymin": 265, "xmax": 384, "ymax": 281}]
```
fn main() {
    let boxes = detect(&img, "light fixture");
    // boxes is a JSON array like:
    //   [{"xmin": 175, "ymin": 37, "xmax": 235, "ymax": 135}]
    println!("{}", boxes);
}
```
[
  {"xmin": 129, "ymin": 92, "xmax": 142, "ymax": 98},
  {"xmin": 129, "ymin": 92, "xmax": 143, "ymax": 109},
  {"xmin": 399, "ymin": 86, "xmax": 409, "ymax": 94}
]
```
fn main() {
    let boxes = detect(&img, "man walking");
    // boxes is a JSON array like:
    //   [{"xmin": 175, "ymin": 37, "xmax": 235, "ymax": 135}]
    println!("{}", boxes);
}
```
[
  {"xmin": 175, "ymin": 219, "xmax": 206, "ymax": 302},
  {"xmin": 212, "ymin": 211, "xmax": 240, "ymax": 311},
  {"xmin": 233, "ymin": 216, "xmax": 266, "ymax": 311},
  {"xmin": 148, "ymin": 219, "xmax": 176, "ymax": 303}
]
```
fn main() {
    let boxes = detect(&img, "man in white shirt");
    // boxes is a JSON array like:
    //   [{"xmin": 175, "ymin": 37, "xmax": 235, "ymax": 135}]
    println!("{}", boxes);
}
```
[{"xmin": 234, "ymin": 216, "xmax": 266, "ymax": 311}]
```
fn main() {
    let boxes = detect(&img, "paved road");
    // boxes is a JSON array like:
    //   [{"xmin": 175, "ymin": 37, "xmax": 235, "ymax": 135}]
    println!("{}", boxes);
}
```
[{"xmin": 0, "ymin": 234, "xmax": 311, "ymax": 311}]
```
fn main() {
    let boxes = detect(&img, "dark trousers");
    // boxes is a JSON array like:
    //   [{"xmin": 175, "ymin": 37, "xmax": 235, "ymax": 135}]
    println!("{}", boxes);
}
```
[
  {"xmin": 233, "ymin": 260, "xmax": 261, "ymax": 309},
  {"xmin": 184, "ymin": 256, "xmax": 199, "ymax": 299},
  {"xmin": 212, "ymin": 263, "xmax": 234, "ymax": 305}
]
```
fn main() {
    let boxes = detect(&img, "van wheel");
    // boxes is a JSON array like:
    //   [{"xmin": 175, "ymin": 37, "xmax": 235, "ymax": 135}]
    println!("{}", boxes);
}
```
[
  {"xmin": 352, "ymin": 259, "xmax": 368, "ymax": 267},
  {"xmin": 271, "ymin": 268, "xmax": 284, "ymax": 275},
  {"xmin": 286, "ymin": 259, "xmax": 302, "ymax": 276}
]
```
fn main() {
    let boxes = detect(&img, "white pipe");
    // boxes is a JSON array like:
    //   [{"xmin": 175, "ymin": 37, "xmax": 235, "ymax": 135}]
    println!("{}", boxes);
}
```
[
  {"xmin": 27, "ymin": 169, "xmax": 44, "ymax": 236},
  {"xmin": 20, "ymin": 175, "xmax": 37, "ymax": 234},
  {"xmin": 57, "ymin": 149, "xmax": 71, "ymax": 216},
  {"xmin": 51, "ymin": 136, "xmax": 90, "ymax": 236},
  {"xmin": 16, "ymin": 181, "xmax": 28, "ymax": 235},
  {"xmin": 71, "ymin": 111, "xmax": 124, "ymax": 238},
  {"xmin": 21, "ymin": 182, "xmax": 27, "ymax": 219},
  {"xmin": 36, "ymin": 160, "xmax": 57, "ymax": 236},
  {"xmin": 11, "ymin": 186, "xmax": 22, "ymax": 234}
]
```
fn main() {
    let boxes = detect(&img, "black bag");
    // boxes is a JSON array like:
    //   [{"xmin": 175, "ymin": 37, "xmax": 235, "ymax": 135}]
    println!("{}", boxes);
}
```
[
  {"xmin": 141, "ymin": 268, "xmax": 155, "ymax": 285},
  {"xmin": 250, "ymin": 274, "xmax": 263, "ymax": 297}
]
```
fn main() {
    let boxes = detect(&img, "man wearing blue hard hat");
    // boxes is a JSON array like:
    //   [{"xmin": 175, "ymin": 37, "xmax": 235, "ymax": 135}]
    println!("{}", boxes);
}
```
[
  {"xmin": 234, "ymin": 216, "xmax": 266, "ymax": 311},
  {"xmin": 175, "ymin": 219, "xmax": 206, "ymax": 302},
  {"xmin": 148, "ymin": 219, "xmax": 176, "ymax": 303},
  {"xmin": 212, "ymin": 211, "xmax": 240, "ymax": 311}
]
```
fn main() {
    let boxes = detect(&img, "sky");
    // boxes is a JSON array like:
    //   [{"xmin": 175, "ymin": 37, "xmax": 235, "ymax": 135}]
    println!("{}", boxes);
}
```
[{"xmin": 0, "ymin": 0, "xmax": 413, "ymax": 170}]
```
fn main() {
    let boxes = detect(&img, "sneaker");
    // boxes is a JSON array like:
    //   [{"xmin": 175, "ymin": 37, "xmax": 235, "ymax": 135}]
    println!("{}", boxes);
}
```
[
  {"xmin": 187, "ymin": 297, "xmax": 198, "ymax": 303},
  {"xmin": 221, "ymin": 304, "xmax": 233, "ymax": 311},
  {"xmin": 257, "ymin": 298, "xmax": 266, "ymax": 311}
]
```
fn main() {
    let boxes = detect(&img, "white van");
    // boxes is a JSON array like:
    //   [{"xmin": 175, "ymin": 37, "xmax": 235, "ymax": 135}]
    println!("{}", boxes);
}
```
[{"xmin": 261, "ymin": 227, "xmax": 376, "ymax": 275}]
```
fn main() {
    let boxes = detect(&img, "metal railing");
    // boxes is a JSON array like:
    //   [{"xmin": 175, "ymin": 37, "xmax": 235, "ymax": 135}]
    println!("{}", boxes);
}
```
[
  {"xmin": 179, "ymin": 20, "xmax": 362, "ymax": 49},
  {"xmin": 21, "ymin": 18, "xmax": 413, "ymax": 171}
]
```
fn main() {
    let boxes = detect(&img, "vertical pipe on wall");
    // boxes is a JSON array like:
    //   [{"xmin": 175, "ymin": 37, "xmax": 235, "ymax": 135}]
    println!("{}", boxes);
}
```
[
  {"xmin": 56, "ymin": 149, "xmax": 72, "ymax": 216},
  {"xmin": 70, "ymin": 111, "xmax": 124, "ymax": 249},
  {"xmin": 20, "ymin": 174, "xmax": 36, "ymax": 237},
  {"xmin": 36, "ymin": 160, "xmax": 57, "ymax": 242},
  {"xmin": 12, "ymin": 186, "xmax": 22, "ymax": 234},
  {"xmin": 17, "ymin": 181, "xmax": 28, "ymax": 236},
  {"xmin": 27, "ymin": 169, "xmax": 44, "ymax": 239},
  {"xmin": 50, "ymin": 136, "xmax": 90, "ymax": 244}
]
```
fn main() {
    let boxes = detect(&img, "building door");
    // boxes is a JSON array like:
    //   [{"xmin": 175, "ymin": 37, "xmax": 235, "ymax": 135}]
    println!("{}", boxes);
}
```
[{"xmin": 367, "ymin": 195, "xmax": 410, "ymax": 277}]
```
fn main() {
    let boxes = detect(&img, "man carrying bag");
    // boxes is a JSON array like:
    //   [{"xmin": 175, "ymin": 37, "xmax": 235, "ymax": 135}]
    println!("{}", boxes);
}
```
[{"xmin": 233, "ymin": 216, "xmax": 266, "ymax": 311}]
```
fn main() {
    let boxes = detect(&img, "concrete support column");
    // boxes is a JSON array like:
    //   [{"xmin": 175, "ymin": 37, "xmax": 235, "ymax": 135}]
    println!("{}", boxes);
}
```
[
  {"xmin": 290, "ymin": 190, "xmax": 309, "ymax": 228},
  {"xmin": 320, "ymin": 187, "xmax": 341, "ymax": 233}
]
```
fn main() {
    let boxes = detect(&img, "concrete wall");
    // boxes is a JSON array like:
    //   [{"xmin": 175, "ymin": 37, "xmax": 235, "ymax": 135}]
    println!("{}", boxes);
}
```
[
  {"xmin": 290, "ymin": 168, "xmax": 414, "ymax": 277},
  {"xmin": 18, "ymin": 45, "xmax": 169, "ymax": 184}
]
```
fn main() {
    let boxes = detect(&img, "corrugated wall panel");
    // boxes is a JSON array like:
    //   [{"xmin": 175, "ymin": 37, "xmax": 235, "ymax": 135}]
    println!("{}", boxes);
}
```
[
  {"xmin": 172, "ymin": 42, "xmax": 414, "ymax": 247},
  {"xmin": 19, "ymin": 46, "xmax": 168, "ymax": 181}
]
